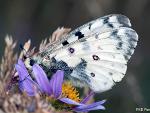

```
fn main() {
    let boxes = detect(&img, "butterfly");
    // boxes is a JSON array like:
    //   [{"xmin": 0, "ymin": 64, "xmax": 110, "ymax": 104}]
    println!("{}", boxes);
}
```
[{"xmin": 24, "ymin": 14, "xmax": 138, "ymax": 93}]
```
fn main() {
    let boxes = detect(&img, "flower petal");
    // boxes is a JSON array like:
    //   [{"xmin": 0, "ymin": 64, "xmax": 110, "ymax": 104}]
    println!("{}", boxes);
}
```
[
  {"xmin": 59, "ymin": 98, "xmax": 83, "ymax": 106},
  {"xmin": 49, "ymin": 70, "xmax": 64, "ymax": 98},
  {"xmin": 74, "ymin": 105, "xmax": 105, "ymax": 112},
  {"xmin": 80, "ymin": 91, "xmax": 94, "ymax": 104},
  {"xmin": 15, "ymin": 64, "xmax": 36, "ymax": 96},
  {"xmin": 17, "ymin": 59, "xmax": 30, "ymax": 80},
  {"xmin": 18, "ymin": 59, "xmax": 26, "ymax": 67},
  {"xmin": 32, "ymin": 64, "xmax": 51, "ymax": 95},
  {"xmin": 74, "ymin": 100, "xmax": 106, "ymax": 112}
]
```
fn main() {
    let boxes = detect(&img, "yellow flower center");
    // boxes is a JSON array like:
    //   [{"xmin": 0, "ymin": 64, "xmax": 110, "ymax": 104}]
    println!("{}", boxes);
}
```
[
  {"xmin": 45, "ymin": 82, "xmax": 81, "ymax": 111},
  {"xmin": 62, "ymin": 82, "xmax": 80, "ymax": 102}
]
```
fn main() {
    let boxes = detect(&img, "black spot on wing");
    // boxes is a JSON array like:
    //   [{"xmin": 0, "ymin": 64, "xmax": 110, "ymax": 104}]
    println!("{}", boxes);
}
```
[
  {"xmin": 108, "ymin": 23, "xmax": 114, "ymax": 28},
  {"xmin": 103, "ymin": 17, "xmax": 109, "ymax": 24},
  {"xmin": 116, "ymin": 47, "xmax": 121, "ymax": 50},
  {"xmin": 117, "ymin": 36, "xmax": 121, "ymax": 40},
  {"xmin": 92, "ymin": 55, "xmax": 100, "ymax": 60},
  {"xmin": 75, "ymin": 31, "xmax": 84, "ymax": 39},
  {"xmin": 68, "ymin": 47, "xmax": 75, "ymax": 54},
  {"xmin": 90, "ymin": 72, "xmax": 95, "ymax": 77},
  {"xmin": 89, "ymin": 23, "xmax": 92, "ymax": 29},
  {"xmin": 118, "ymin": 42, "xmax": 123, "ymax": 48},
  {"xmin": 62, "ymin": 40, "xmax": 69, "ymax": 46},
  {"xmin": 103, "ymin": 17, "xmax": 114, "ymax": 28}
]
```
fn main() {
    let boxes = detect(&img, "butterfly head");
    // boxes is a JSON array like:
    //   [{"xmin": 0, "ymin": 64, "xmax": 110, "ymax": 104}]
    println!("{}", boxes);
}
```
[{"xmin": 24, "ymin": 54, "xmax": 54, "ymax": 71}]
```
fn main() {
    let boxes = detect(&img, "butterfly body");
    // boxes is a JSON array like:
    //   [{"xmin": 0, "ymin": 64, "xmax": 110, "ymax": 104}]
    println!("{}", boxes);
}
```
[{"xmin": 27, "ymin": 14, "xmax": 138, "ymax": 93}]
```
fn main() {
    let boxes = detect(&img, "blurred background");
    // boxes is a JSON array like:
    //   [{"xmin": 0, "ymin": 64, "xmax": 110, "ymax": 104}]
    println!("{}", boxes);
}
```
[{"xmin": 0, "ymin": 0, "xmax": 150, "ymax": 113}]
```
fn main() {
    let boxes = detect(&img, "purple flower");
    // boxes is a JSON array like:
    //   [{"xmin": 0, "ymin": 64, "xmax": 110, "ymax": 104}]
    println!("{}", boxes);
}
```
[{"xmin": 15, "ymin": 59, "xmax": 106, "ymax": 112}]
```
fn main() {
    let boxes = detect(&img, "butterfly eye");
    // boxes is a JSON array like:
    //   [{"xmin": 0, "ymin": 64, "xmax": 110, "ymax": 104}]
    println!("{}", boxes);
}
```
[
  {"xmin": 68, "ymin": 47, "xmax": 75, "ymax": 54},
  {"xmin": 90, "ymin": 72, "xmax": 95, "ymax": 77},
  {"xmin": 30, "ymin": 59, "xmax": 35, "ymax": 66},
  {"xmin": 92, "ymin": 55, "xmax": 100, "ymax": 60},
  {"xmin": 62, "ymin": 40, "xmax": 69, "ymax": 46}
]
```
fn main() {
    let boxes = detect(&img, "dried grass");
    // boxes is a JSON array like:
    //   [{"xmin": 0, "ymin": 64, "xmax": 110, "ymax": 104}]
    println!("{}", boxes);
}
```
[{"xmin": 0, "ymin": 28, "xmax": 93, "ymax": 113}]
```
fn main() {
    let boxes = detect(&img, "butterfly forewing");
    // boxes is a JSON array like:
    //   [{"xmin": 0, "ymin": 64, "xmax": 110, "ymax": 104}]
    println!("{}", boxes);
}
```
[{"xmin": 39, "ymin": 14, "xmax": 138, "ymax": 93}]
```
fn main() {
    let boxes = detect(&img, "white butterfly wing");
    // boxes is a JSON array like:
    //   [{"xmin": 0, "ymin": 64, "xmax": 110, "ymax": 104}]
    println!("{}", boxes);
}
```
[{"xmin": 47, "ymin": 14, "xmax": 138, "ymax": 92}]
